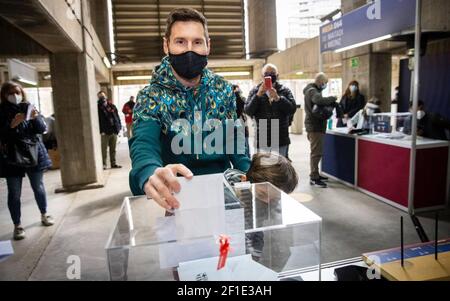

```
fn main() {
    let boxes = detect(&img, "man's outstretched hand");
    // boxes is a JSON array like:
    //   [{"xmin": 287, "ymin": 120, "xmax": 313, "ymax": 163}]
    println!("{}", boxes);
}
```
[{"xmin": 144, "ymin": 164, "xmax": 194, "ymax": 210}]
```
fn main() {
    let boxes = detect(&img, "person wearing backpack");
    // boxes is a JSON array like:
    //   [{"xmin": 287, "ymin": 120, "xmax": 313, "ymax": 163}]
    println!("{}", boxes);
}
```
[{"xmin": 303, "ymin": 73, "xmax": 338, "ymax": 188}]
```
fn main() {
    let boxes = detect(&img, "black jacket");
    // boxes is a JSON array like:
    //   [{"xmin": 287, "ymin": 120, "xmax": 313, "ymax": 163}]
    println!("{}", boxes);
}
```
[
  {"xmin": 337, "ymin": 93, "xmax": 366, "ymax": 127},
  {"xmin": 235, "ymin": 91, "xmax": 249, "ymax": 137},
  {"xmin": 303, "ymin": 83, "xmax": 337, "ymax": 133},
  {"xmin": 340, "ymin": 93, "xmax": 366, "ymax": 118},
  {"xmin": 98, "ymin": 99, "xmax": 121, "ymax": 135},
  {"xmin": 245, "ymin": 82, "xmax": 297, "ymax": 147},
  {"xmin": 0, "ymin": 101, "xmax": 52, "ymax": 178},
  {"xmin": 404, "ymin": 113, "xmax": 449, "ymax": 140}
]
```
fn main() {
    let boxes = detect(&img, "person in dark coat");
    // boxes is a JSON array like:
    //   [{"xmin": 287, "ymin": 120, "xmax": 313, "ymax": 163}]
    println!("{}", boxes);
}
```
[
  {"xmin": 0, "ymin": 81, "xmax": 54, "ymax": 241},
  {"xmin": 98, "ymin": 91, "xmax": 122, "ymax": 170},
  {"xmin": 245, "ymin": 64, "xmax": 297, "ymax": 158},
  {"xmin": 337, "ymin": 80, "xmax": 366, "ymax": 128},
  {"xmin": 404, "ymin": 101, "xmax": 449, "ymax": 140},
  {"xmin": 303, "ymin": 73, "xmax": 338, "ymax": 188}
]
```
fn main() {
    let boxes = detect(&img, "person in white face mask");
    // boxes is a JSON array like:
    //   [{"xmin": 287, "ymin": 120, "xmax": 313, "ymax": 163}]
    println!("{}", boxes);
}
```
[
  {"xmin": 348, "ymin": 98, "xmax": 381, "ymax": 132},
  {"xmin": 405, "ymin": 101, "xmax": 448, "ymax": 140},
  {"xmin": 0, "ymin": 81, "xmax": 54, "ymax": 241},
  {"xmin": 337, "ymin": 81, "xmax": 366, "ymax": 128},
  {"xmin": 7, "ymin": 91, "xmax": 23, "ymax": 104}
]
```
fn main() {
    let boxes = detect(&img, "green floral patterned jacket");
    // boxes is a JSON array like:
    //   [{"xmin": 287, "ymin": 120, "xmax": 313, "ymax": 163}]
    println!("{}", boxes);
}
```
[{"xmin": 129, "ymin": 57, "xmax": 251, "ymax": 195}]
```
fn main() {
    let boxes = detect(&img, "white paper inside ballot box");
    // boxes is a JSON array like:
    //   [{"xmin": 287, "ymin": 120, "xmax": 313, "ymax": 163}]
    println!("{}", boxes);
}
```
[
  {"xmin": 178, "ymin": 254, "xmax": 279, "ymax": 281},
  {"xmin": 174, "ymin": 174, "xmax": 225, "ymax": 210},
  {"xmin": 158, "ymin": 236, "xmax": 245, "ymax": 270},
  {"xmin": 175, "ymin": 207, "xmax": 226, "ymax": 239},
  {"xmin": 156, "ymin": 208, "xmax": 246, "ymax": 269}
]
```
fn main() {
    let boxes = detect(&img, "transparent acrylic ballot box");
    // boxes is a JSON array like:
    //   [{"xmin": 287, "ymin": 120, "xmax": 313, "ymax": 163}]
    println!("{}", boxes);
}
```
[
  {"xmin": 105, "ymin": 182, "xmax": 322, "ymax": 281},
  {"xmin": 370, "ymin": 112, "xmax": 414, "ymax": 138}
]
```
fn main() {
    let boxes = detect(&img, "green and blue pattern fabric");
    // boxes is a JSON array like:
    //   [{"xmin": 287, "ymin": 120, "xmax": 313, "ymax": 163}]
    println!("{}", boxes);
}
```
[{"xmin": 129, "ymin": 56, "xmax": 251, "ymax": 195}]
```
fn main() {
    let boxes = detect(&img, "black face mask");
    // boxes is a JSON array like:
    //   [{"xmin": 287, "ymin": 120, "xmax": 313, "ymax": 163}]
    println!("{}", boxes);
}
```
[{"xmin": 169, "ymin": 51, "xmax": 208, "ymax": 80}]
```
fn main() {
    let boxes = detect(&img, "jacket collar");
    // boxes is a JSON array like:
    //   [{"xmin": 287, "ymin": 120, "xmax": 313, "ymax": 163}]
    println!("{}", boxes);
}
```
[{"xmin": 1, "ymin": 100, "xmax": 23, "ymax": 115}]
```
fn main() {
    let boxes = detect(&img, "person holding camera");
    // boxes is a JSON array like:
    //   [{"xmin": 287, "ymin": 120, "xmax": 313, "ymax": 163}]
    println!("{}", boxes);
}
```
[
  {"xmin": 98, "ymin": 91, "xmax": 122, "ymax": 170},
  {"xmin": 245, "ymin": 64, "xmax": 297, "ymax": 158},
  {"xmin": 303, "ymin": 73, "xmax": 338, "ymax": 188},
  {"xmin": 0, "ymin": 81, "xmax": 54, "ymax": 241}
]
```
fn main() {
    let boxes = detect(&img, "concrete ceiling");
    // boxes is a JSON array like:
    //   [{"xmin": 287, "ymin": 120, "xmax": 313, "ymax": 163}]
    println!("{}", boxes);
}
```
[
  {"xmin": 111, "ymin": 0, "xmax": 246, "ymax": 63},
  {"xmin": 111, "ymin": 57, "xmax": 263, "ymax": 85},
  {"xmin": 111, "ymin": 57, "xmax": 263, "ymax": 71}
]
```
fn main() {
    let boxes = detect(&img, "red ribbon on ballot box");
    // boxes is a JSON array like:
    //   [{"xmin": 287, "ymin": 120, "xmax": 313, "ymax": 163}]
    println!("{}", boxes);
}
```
[{"xmin": 217, "ymin": 235, "xmax": 230, "ymax": 270}]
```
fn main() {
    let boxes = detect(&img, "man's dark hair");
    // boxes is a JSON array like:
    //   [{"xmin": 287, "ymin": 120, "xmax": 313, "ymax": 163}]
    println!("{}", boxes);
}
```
[
  {"xmin": 165, "ymin": 8, "xmax": 209, "ymax": 40},
  {"xmin": 246, "ymin": 152, "xmax": 298, "ymax": 194}
]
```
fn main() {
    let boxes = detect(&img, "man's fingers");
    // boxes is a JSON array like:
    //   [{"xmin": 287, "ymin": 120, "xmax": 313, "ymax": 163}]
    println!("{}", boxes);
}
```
[
  {"xmin": 158, "ymin": 168, "xmax": 182, "ymax": 194},
  {"xmin": 145, "ymin": 183, "xmax": 172, "ymax": 210},
  {"xmin": 170, "ymin": 164, "xmax": 193, "ymax": 179},
  {"xmin": 150, "ymin": 174, "xmax": 180, "ymax": 209},
  {"xmin": 145, "ymin": 164, "xmax": 194, "ymax": 211}
]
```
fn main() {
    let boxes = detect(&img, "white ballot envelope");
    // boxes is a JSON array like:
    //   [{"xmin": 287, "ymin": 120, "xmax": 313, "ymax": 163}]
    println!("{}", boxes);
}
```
[{"xmin": 174, "ymin": 174, "xmax": 226, "ymax": 240}]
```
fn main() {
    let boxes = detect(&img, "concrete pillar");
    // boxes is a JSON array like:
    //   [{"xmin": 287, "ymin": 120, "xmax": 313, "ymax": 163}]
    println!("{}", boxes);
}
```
[
  {"xmin": 50, "ymin": 52, "xmax": 104, "ymax": 191},
  {"xmin": 89, "ymin": 0, "xmax": 112, "ymax": 54},
  {"xmin": 252, "ymin": 62, "xmax": 265, "ymax": 84},
  {"xmin": 342, "ymin": 47, "xmax": 392, "ymax": 112},
  {"xmin": 247, "ymin": 0, "xmax": 278, "ymax": 58},
  {"xmin": 100, "ymin": 69, "xmax": 114, "ymax": 102}
]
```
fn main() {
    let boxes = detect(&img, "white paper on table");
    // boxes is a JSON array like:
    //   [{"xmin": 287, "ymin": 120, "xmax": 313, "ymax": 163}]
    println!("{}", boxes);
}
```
[
  {"xmin": 178, "ymin": 255, "xmax": 233, "ymax": 281},
  {"xmin": 174, "ymin": 174, "xmax": 226, "ymax": 240},
  {"xmin": 0, "ymin": 240, "xmax": 14, "ymax": 262},
  {"xmin": 178, "ymin": 254, "xmax": 278, "ymax": 281}
]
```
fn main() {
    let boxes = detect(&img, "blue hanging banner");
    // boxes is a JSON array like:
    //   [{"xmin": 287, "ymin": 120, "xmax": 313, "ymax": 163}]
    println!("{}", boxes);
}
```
[{"xmin": 320, "ymin": 0, "xmax": 416, "ymax": 53}]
